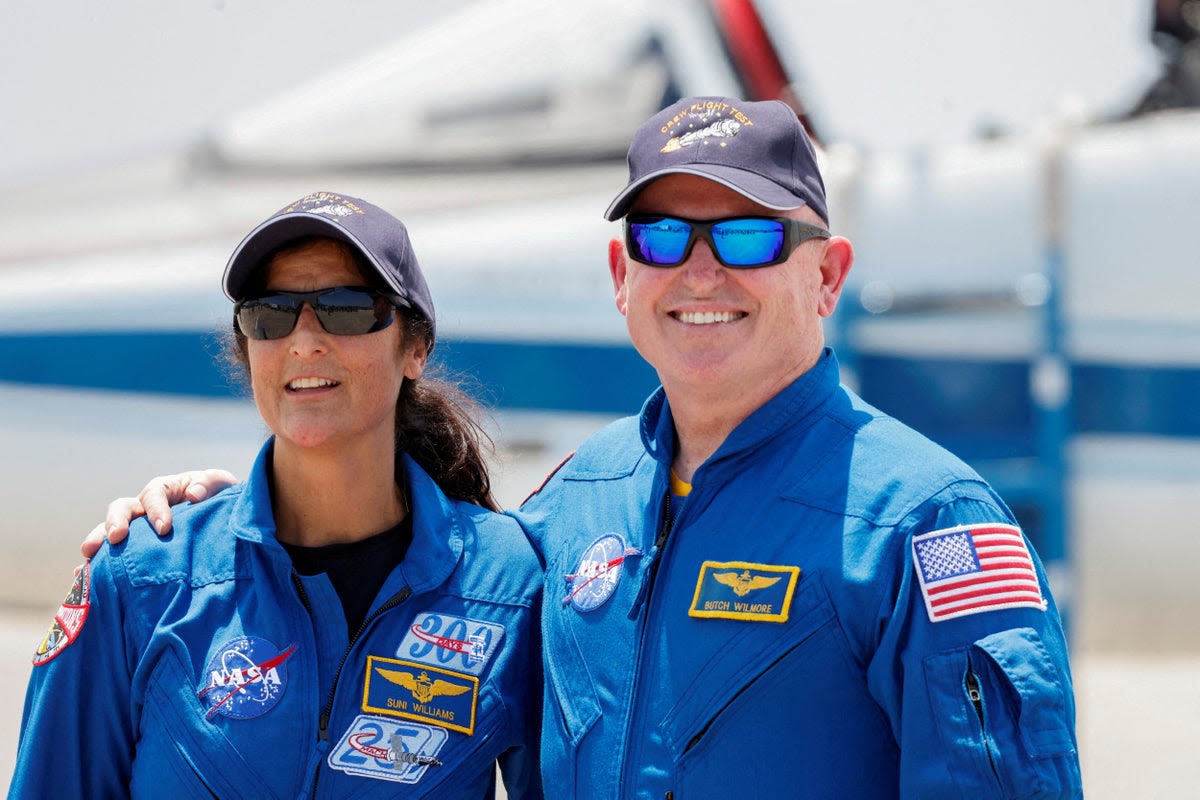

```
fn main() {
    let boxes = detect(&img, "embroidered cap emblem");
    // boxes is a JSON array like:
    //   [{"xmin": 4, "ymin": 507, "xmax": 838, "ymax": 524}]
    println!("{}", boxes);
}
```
[
  {"xmin": 661, "ymin": 118, "xmax": 741, "ymax": 153},
  {"xmin": 198, "ymin": 636, "xmax": 297, "ymax": 720},
  {"xmin": 563, "ymin": 533, "xmax": 642, "ymax": 612},
  {"xmin": 282, "ymin": 191, "xmax": 365, "ymax": 220}
]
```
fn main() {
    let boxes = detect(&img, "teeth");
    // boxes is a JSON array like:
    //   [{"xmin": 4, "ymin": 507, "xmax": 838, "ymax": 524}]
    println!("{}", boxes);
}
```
[
  {"xmin": 677, "ymin": 311, "xmax": 740, "ymax": 325},
  {"xmin": 288, "ymin": 377, "xmax": 337, "ymax": 390}
]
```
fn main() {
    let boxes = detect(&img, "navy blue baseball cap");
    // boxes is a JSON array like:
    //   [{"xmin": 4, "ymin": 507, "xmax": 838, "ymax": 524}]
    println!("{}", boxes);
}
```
[
  {"xmin": 223, "ymin": 191, "xmax": 436, "ymax": 342},
  {"xmin": 604, "ymin": 97, "xmax": 827, "ymax": 223}
]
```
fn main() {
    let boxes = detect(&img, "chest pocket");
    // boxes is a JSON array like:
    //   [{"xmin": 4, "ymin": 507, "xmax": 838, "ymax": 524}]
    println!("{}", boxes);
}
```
[
  {"xmin": 660, "ymin": 573, "xmax": 901, "ymax": 797},
  {"xmin": 660, "ymin": 573, "xmax": 837, "ymax": 754},
  {"xmin": 135, "ymin": 646, "xmax": 293, "ymax": 799},
  {"xmin": 541, "ymin": 558, "xmax": 603, "ymax": 737},
  {"xmin": 538, "ymin": 538, "xmax": 612, "ymax": 799}
]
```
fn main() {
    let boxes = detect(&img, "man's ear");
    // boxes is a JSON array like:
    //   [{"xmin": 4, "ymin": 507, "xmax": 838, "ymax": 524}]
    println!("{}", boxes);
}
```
[
  {"xmin": 816, "ymin": 236, "xmax": 854, "ymax": 318},
  {"xmin": 609, "ymin": 237, "xmax": 629, "ymax": 316}
]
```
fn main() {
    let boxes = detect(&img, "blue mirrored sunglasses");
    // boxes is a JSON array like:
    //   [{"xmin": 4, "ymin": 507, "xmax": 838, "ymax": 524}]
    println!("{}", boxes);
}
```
[
  {"xmin": 625, "ymin": 214, "xmax": 831, "ymax": 268},
  {"xmin": 234, "ymin": 286, "xmax": 406, "ymax": 340}
]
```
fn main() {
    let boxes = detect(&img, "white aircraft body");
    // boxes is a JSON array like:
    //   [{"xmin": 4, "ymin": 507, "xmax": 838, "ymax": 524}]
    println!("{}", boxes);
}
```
[{"xmin": 0, "ymin": 0, "xmax": 1196, "ymax": 656}]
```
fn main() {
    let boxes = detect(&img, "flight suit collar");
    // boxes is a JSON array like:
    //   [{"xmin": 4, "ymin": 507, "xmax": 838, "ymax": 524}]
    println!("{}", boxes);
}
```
[
  {"xmin": 228, "ymin": 441, "xmax": 464, "ymax": 592},
  {"xmin": 640, "ymin": 347, "xmax": 842, "ymax": 471}
]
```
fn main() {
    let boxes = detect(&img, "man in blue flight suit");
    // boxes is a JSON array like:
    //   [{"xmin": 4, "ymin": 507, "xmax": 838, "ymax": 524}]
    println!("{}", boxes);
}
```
[
  {"xmin": 515, "ymin": 96, "xmax": 1081, "ymax": 798},
  {"xmin": 87, "ymin": 96, "xmax": 1082, "ymax": 797}
]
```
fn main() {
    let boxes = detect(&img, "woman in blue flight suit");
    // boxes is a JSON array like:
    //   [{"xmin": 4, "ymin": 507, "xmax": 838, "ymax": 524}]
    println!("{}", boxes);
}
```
[{"xmin": 10, "ymin": 192, "xmax": 542, "ymax": 798}]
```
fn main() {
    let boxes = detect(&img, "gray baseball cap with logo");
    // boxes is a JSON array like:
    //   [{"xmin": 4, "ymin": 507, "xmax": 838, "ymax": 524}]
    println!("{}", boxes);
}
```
[{"xmin": 604, "ymin": 97, "xmax": 827, "ymax": 223}]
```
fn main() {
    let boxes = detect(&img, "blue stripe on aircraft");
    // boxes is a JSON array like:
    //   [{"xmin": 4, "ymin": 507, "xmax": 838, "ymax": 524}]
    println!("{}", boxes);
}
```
[
  {"xmin": 0, "ymin": 331, "xmax": 660, "ymax": 414},
  {"xmin": 856, "ymin": 354, "xmax": 1200, "ymax": 443},
  {"xmin": 0, "ymin": 331, "xmax": 1195, "ymax": 439}
]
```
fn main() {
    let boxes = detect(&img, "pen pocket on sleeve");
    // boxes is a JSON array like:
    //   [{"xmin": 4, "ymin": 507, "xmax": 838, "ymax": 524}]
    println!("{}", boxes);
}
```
[{"xmin": 925, "ymin": 627, "xmax": 1077, "ymax": 799}]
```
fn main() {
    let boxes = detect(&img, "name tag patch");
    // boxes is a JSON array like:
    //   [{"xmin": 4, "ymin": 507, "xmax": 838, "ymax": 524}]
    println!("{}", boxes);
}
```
[
  {"xmin": 396, "ymin": 612, "xmax": 505, "ymax": 676},
  {"xmin": 689, "ymin": 561, "xmax": 801, "ymax": 623},
  {"xmin": 362, "ymin": 656, "xmax": 479, "ymax": 735},
  {"xmin": 328, "ymin": 714, "xmax": 447, "ymax": 784}
]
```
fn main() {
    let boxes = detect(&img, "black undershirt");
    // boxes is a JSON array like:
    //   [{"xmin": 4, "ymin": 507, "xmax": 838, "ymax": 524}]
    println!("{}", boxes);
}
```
[{"xmin": 281, "ymin": 516, "xmax": 413, "ymax": 636}]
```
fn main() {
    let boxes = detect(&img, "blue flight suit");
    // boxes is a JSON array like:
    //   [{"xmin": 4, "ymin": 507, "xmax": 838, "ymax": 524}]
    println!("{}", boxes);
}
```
[
  {"xmin": 517, "ymin": 349, "xmax": 1080, "ymax": 799},
  {"xmin": 11, "ymin": 440, "xmax": 542, "ymax": 799}
]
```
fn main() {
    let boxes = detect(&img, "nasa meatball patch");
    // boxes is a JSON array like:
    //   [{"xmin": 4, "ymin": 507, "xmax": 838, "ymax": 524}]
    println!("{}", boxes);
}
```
[
  {"xmin": 562, "ymin": 533, "xmax": 642, "ymax": 612},
  {"xmin": 32, "ymin": 562, "xmax": 92, "ymax": 666},
  {"xmin": 198, "ymin": 636, "xmax": 298, "ymax": 720}
]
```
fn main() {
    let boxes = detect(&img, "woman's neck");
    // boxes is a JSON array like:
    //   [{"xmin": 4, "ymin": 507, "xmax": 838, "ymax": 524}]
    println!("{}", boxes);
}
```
[{"xmin": 269, "ymin": 438, "xmax": 406, "ymax": 547}]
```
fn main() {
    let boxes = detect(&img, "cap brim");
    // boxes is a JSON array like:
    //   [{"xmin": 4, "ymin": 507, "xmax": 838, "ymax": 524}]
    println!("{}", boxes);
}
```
[{"xmin": 603, "ymin": 165, "xmax": 811, "ymax": 221}]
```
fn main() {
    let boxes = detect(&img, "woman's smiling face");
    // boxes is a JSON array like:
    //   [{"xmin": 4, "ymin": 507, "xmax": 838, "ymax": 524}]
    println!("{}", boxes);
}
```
[{"xmin": 247, "ymin": 238, "xmax": 425, "ymax": 453}]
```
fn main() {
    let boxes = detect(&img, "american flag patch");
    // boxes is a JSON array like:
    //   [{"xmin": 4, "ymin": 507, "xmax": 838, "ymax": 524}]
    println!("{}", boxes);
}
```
[{"xmin": 912, "ymin": 523, "xmax": 1046, "ymax": 622}]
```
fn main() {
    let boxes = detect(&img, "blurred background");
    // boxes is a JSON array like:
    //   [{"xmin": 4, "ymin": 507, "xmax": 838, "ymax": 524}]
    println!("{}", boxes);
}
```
[{"xmin": 1, "ymin": 0, "xmax": 1197, "ymax": 794}]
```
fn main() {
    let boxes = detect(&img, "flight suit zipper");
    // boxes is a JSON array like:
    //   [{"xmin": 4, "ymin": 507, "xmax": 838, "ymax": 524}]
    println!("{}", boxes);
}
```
[
  {"xmin": 292, "ymin": 572, "xmax": 412, "ymax": 797},
  {"xmin": 966, "ymin": 666, "xmax": 1003, "ymax": 789},
  {"xmin": 620, "ymin": 486, "xmax": 678, "ymax": 796},
  {"xmin": 627, "ymin": 492, "xmax": 675, "ymax": 619}
]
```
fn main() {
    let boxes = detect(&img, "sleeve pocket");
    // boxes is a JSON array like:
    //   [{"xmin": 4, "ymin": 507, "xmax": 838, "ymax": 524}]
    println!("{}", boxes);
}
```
[
  {"xmin": 924, "ymin": 627, "xmax": 1078, "ymax": 799},
  {"xmin": 973, "ymin": 627, "xmax": 1075, "ymax": 758}
]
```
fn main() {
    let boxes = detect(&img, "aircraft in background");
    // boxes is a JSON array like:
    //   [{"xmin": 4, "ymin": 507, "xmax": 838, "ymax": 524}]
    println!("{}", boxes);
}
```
[{"xmin": 0, "ymin": 0, "xmax": 1196, "ymax": 650}]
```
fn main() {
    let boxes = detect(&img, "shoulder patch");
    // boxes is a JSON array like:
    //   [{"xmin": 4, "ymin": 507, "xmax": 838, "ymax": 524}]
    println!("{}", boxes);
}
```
[
  {"xmin": 32, "ymin": 562, "xmax": 92, "ymax": 666},
  {"xmin": 912, "ymin": 523, "xmax": 1047, "ymax": 622}
]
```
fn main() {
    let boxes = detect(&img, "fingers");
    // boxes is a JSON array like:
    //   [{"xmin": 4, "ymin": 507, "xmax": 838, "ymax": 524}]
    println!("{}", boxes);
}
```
[
  {"xmin": 138, "ymin": 476, "xmax": 187, "ymax": 536},
  {"xmin": 79, "ymin": 469, "xmax": 243, "ymax": 558},
  {"xmin": 103, "ymin": 496, "xmax": 145, "ymax": 541},
  {"xmin": 183, "ymin": 469, "xmax": 240, "ymax": 503},
  {"xmin": 80, "ymin": 523, "xmax": 108, "ymax": 559},
  {"xmin": 80, "ymin": 495, "xmax": 142, "ymax": 558},
  {"xmin": 139, "ymin": 469, "xmax": 240, "ymax": 536}
]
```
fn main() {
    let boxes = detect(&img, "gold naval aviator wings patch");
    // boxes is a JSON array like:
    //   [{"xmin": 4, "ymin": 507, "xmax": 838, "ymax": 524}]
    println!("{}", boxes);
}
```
[
  {"xmin": 689, "ymin": 560, "xmax": 801, "ymax": 622},
  {"xmin": 362, "ymin": 655, "xmax": 480, "ymax": 735}
]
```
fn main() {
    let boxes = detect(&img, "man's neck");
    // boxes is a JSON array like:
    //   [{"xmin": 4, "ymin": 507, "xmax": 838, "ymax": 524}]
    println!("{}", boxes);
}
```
[
  {"xmin": 665, "ymin": 383, "xmax": 767, "ymax": 483},
  {"xmin": 665, "ymin": 350, "xmax": 822, "ymax": 483}
]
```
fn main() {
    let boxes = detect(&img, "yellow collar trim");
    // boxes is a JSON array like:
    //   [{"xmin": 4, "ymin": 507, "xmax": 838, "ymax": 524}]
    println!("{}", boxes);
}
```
[{"xmin": 669, "ymin": 469, "xmax": 692, "ymax": 497}]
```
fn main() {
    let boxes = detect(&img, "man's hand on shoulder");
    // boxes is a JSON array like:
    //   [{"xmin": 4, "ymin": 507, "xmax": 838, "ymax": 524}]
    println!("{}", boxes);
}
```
[{"xmin": 79, "ymin": 469, "xmax": 241, "ymax": 558}]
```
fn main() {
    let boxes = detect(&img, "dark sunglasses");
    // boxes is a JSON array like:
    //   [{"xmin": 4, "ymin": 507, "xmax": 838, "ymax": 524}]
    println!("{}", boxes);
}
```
[
  {"xmin": 625, "ymin": 214, "xmax": 831, "ymax": 268},
  {"xmin": 234, "ymin": 286, "xmax": 405, "ymax": 341}
]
